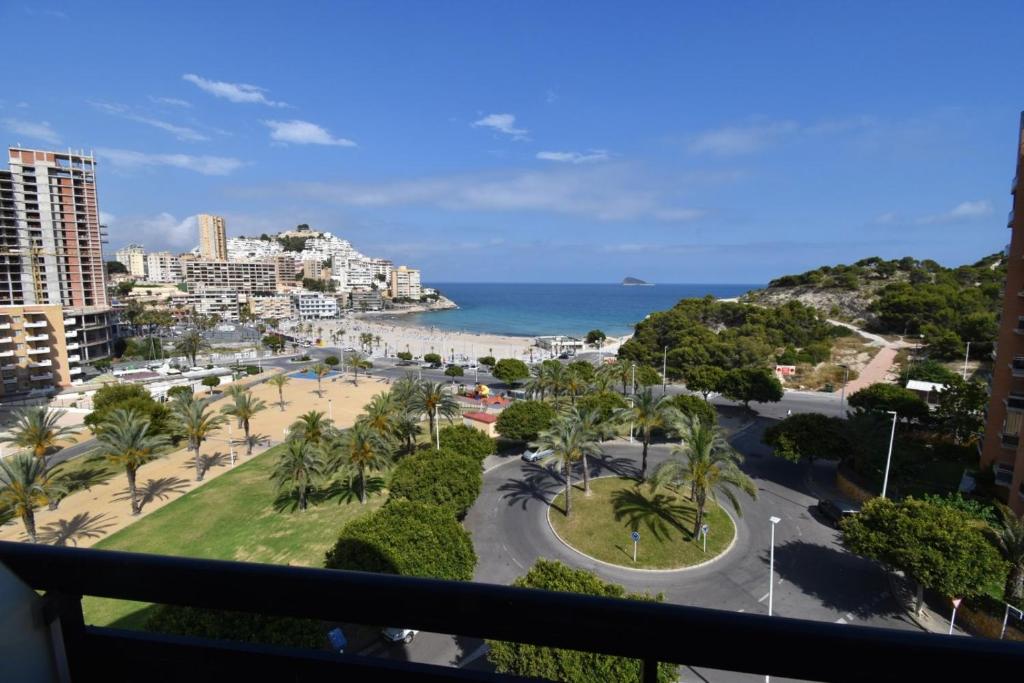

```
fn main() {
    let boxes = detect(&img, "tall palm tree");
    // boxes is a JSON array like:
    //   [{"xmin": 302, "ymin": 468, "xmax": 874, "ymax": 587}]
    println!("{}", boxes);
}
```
[
  {"xmin": 568, "ymin": 404, "xmax": 618, "ymax": 495},
  {"xmin": 310, "ymin": 362, "xmax": 330, "ymax": 397},
  {"xmin": 407, "ymin": 381, "xmax": 460, "ymax": 447},
  {"xmin": 563, "ymin": 371, "xmax": 588, "ymax": 406},
  {"xmin": 171, "ymin": 396, "xmax": 228, "ymax": 481},
  {"xmin": 272, "ymin": 438, "xmax": 327, "ymax": 511},
  {"xmin": 390, "ymin": 373, "xmax": 422, "ymax": 409},
  {"xmin": 525, "ymin": 363, "xmax": 553, "ymax": 400},
  {"xmin": 0, "ymin": 453, "xmax": 55, "ymax": 542},
  {"xmin": 992, "ymin": 504, "xmax": 1024, "ymax": 605},
  {"xmin": 221, "ymin": 386, "xmax": 268, "ymax": 455},
  {"xmin": 650, "ymin": 416, "xmax": 756, "ymax": 537},
  {"xmin": 360, "ymin": 391, "xmax": 399, "ymax": 439},
  {"xmin": 535, "ymin": 414, "xmax": 602, "ymax": 514},
  {"xmin": 267, "ymin": 373, "xmax": 290, "ymax": 411},
  {"xmin": 392, "ymin": 411, "xmax": 422, "ymax": 456},
  {"xmin": 96, "ymin": 408, "xmax": 171, "ymax": 515},
  {"xmin": 617, "ymin": 389, "xmax": 676, "ymax": 480},
  {"xmin": 0, "ymin": 406, "xmax": 80, "ymax": 463},
  {"xmin": 174, "ymin": 329, "xmax": 210, "ymax": 367},
  {"xmin": 289, "ymin": 411, "xmax": 334, "ymax": 446},
  {"xmin": 325, "ymin": 421, "xmax": 393, "ymax": 503},
  {"xmin": 350, "ymin": 357, "xmax": 372, "ymax": 386}
]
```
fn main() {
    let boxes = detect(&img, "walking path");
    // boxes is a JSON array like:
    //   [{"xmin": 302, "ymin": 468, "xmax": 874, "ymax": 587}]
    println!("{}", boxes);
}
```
[
  {"xmin": 826, "ymin": 319, "xmax": 912, "ymax": 397},
  {"xmin": 0, "ymin": 369, "xmax": 391, "ymax": 547}
]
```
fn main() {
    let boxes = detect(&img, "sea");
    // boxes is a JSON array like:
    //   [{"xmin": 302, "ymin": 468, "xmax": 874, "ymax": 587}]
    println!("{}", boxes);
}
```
[{"xmin": 397, "ymin": 283, "xmax": 763, "ymax": 338}]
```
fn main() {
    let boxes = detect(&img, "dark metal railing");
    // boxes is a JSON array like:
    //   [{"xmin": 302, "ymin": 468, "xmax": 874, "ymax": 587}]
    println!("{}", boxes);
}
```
[{"xmin": 1, "ymin": 541, "xmax": 1022, "ymax": 682}]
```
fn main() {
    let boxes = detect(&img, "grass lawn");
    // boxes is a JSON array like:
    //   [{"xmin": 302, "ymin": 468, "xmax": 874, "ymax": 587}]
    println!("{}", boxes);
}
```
[
  {"xmin": 549, "ymin": 477, "xmax": 734, "ymax": 569},
  {"xmin": 82, "ymin": 443, "xmax": 385, "ymax": 629}
]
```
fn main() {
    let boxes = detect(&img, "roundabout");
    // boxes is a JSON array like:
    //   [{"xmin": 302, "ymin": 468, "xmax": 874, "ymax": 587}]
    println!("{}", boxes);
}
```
[{"xmin": 547, "ymin": 476, "xmax": 735, "ymax": 570}]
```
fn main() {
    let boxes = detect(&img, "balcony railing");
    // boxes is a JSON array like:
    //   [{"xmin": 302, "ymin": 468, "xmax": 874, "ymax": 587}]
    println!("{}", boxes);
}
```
[
  {"xmin": 24, "ymin": 333, "xmax": 48, "ymax": 342},
  {"xmin": 1011, "ymin": 358, "xmax": 1024, "ymax": 378},
  {"xmin": 1007, "ymin": 393, "xmax": 1024, "ymax": 411},
  {"xmin": 25, "ymin": 347, "xmax": 49, "ymax": 355},
  {"xmin": 23, "ymin": 320, "xmax": 46, "ymax": 329},
  {"xmin": 66, "ymin": 342, "xmax": 79, "ymax": 350},
  {"xmin": 29, "ymin": 372, "xmax": 52, "ymax": 381},
  {"xmin": 69, "ymin": 366, "xmax": 82, "ymax": 375},
  {"xmin": 996, "ymin": 462, "xmax": 1016, "ymax": 487},
  {"xmin": 28, "ymin": 359, "xmax": 51, "ymax": 368},
  {"xmin": 0, "ymin": 542, "xmax": 1021, "ymax": 682},
  {"xmin": 1011, "ymin": 209, "xmax": 1017, "ymax": 228},
  {"xmin": 1001, "ymin": 432, "xmax": 1020, "ymax": 449}
]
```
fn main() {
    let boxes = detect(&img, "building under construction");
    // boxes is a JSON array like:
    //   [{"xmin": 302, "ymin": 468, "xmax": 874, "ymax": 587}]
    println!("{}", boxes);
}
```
[{"xmin": 0, "ymin": 147, "xmax": 114, "ymax": 395}]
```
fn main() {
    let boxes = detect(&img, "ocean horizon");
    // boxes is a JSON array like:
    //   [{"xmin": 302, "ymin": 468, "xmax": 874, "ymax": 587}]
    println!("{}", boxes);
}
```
[{"xmin": 396, "ymin": 282, "xmax": 763, "ymax": 338}]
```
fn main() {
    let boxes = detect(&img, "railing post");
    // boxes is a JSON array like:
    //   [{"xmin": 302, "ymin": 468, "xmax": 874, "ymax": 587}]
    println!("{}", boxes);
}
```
[
  {"xmin": 43, "ymin": 591, "xmax": 88, "ymax": 683},
  {"xmin": 641, "ymin": 657, "xmax": 659, "ymax": 683}
]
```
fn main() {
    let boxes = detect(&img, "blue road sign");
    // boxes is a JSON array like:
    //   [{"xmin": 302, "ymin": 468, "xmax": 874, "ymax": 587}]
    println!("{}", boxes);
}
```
[
  {"xmin": 631, "ymin": 530, "xmax": 640, "ymax": 542},
  {"xmin": 328, "ymin": 627, "xmax": 347, "ymax": 652},
  {"xmin": 701, "ymin": 524, "xmax": 709, "ymax": 535}
]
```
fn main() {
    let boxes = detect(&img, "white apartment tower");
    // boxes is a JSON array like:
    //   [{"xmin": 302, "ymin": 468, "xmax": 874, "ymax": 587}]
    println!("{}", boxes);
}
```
[
  {"xmin": 198, "ymin": 214, "xmax": 227, "ymax": 260},
  {"xmin": 115, "ymin": 244, "xmax": 147, "ymax": 278}
]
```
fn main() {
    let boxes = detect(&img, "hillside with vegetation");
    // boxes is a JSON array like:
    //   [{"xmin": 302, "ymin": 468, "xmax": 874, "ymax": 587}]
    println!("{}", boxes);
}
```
[{"xmin": 743, "ymin": 254, "xmax": 1005, "ymax": 359}]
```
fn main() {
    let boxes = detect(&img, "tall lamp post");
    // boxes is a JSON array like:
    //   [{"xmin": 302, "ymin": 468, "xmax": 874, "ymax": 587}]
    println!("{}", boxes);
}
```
[
  {"xmin": 662, "ymin": 346, "xmax": 668, "ymax": 395},
  {"xmin": 838, "ymin": 364, "xmax": 850, "ymax": 414},
  {"xmin": 881, "ymin": 410, "xmax": 898, "ymax": 499},
  {"xmin": 962, "ymin": 340, "xmax": 988, "ymax": 380},
  {"xmin": 766, "ymin": 515, "xmax": 782, "ymax": 683}
]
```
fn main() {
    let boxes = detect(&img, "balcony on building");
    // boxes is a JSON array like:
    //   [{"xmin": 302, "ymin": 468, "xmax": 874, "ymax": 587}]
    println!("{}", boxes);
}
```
[
  {"xmin": 1, "ymin": 542, "xmax": 1020, "ymax": 683},
  {"xmin": 995, "ymin": 461, "xmax": 1016, "ymax": 487},
  {"xmin": 2, "ymin": 377, "xmax": 16, "ymax": 384},
  {"xmin": 24, "ymin": 333, "xmax": 48, "ymax": 342},
  {"xmin": 0, "ymin": 336, "xmax": 13, "ymax": 344},
  {"xmin": 67, "ymin": 354, "xmax": 80, "ymax": 363},
  {"xmin": 1011, "ymin": 208, "xmax": 1017, "ymax": 228},
  {"xmin": 25, "ymin": 347, "xmax": 49, "ymax": 355},
  {"xmin": 1001, "ymin": 432, "xmax": 1020, "ymax": 449},
  {"xmin": 29, "ymin": 372, "xmax": 52, "ymax": 382},
  {"xmin": 0, "ymin": 322, "xmax": 10, "ymax": 330},
  {"xmin": 1006, "ymin": 392, "xmax": 1024, "ymax": 412},
  {"xmin": 63, "ymin": 317, "xmax": 76, "ymax": 326},
  {"xmin": 23, "ymin": 320, "xmax": 46, "ymax": 329},
  {"xmin": 68, "ymin": 366, "xmax": 82, "ymax": 375},
  {"xmin": 1015, "ymin": 318, "xmax": 1024, "ymax": 335},
  {"xmin": 66, "ymin": 342, "xmax": 79, "ymax": 350},
  {"xmin": 28, "ymin": 359, "xmax": 52, "ymax": 368},
  {"xmin": 65, "ymin": 329, "xmax": 77, "ymax": 338},
  {"xmin": 0, "ymin": 350, "xmax": 13, "ymax": 358}
]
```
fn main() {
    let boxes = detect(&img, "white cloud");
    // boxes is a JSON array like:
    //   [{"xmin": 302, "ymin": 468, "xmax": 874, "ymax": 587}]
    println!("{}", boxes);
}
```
[
  {"xmin": 472, "ymin": 113, "xmax": 528, "ymax": 140},
  {"xmin": 536, "ymin": 150, "xmax": 610, "ymax": 164},
  {"xmin": 150, "ymin": 96, "xmax": 192, "ymax": 108},
  {"xmin": 281, "ymin": 166, "xmax": 703, "ymax": 222},
  {"xmin": 262, "ymin": 120, "xmax": 356, "ymax": 147},
  {"xmin": 89, "ymin": 101, "xmax": 208, "ymax": 142},
  {"xmin": 182, "ymin": 73, "xmax": 288, "ymax": 107},
  {"xmin": 690, "ymin": 121, "xmax": 799, "ymax": 155},
  {"xmin": 917, "ymin": 200, "xmax": 993, "ymax": 225},
  {"xmin": 2, "ymin": 118, "xmax": 61, "ymax": 145},
  {"xmin": 97, "ymin": 148, "xmax": 244, "ymax": 176},
  {"xmin": 107, "ymin": 213, "xmax": 198, "ymax": 251}
]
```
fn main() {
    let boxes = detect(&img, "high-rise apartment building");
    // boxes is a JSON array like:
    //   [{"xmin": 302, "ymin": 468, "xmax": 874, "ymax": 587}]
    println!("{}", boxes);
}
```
[
  {"xmin": 979, "ymin": 113, "xmax": 1024, "ymax": 515},
  {"xmin": 115, "ymin": 244, "xmax": 147, "ymax": 278},
  {"xmin": 0, "ymin": 148, "xmax": 114, "ymax": 379},
  {"xmin": 184, "ymin": 260, "xmax": 277, "ymax": 294},
  {"xmin": 145, "ymin": 251, "xmax": 182, "ymax": 283},
  {"xmin": 198, "ymin": 214, "xmax": 227, "ymax": 260},
  {"xmin": 390, "ymin": 265, "xmax": 421, "ymax": 300}
]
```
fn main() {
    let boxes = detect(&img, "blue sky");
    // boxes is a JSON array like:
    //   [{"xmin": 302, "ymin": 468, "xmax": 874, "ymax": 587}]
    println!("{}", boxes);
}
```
[{"xmin": 1, "ymin": 2, "xmax": 1019, "ymax": 283}]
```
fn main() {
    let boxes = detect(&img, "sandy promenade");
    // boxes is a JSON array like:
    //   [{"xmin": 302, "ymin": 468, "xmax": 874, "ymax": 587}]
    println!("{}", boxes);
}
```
[
  {"xmin": 295, "ymin": 316, "xmax": 630, "ymax": 363},
  {"xmin": 0, "ymin": 369, "xmax": 392, "ymax": 547}
]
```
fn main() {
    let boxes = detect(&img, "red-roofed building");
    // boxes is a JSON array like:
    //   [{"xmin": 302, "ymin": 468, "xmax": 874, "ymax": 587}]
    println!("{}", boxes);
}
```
[{"xmin": 463, "ymin": 411, "xmax": 498, "ymax": 437}]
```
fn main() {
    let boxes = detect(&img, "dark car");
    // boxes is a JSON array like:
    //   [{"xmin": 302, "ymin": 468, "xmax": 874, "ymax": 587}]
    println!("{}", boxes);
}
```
[{"xmin": 817, "ymin": 499, "xmax": 858, "ymax": 527}]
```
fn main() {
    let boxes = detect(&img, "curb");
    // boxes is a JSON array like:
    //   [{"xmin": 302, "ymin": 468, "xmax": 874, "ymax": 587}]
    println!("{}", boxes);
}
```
[{"xmin": 543, "ymin": 475, "xmax": 739, "ymax": 574}]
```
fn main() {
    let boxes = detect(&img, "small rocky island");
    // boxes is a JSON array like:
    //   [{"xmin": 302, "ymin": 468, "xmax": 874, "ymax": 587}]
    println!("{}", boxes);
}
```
[{"xmin": 622, "ymin": 276, "xmax": 653, "ymax": 286}]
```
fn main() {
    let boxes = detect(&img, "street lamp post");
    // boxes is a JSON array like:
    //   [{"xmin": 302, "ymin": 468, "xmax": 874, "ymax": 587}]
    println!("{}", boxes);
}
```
[
  {"xmin": 434, "ymin": 405, "xmax": 440, "ymax": 450},
  {"xmin": 766, "ymin": 515, "xmax": 781, "ymax": 683},
  {"xmin": 662, "ymin": 346, "xmax": 668, "ymax": 395},
  {"xmin": 631, "ymin": 363, "xmax": 637, "ymax": 396},
  {"xmin": 838, "ymin": 364, "xmax": 850, "ymax": 414},
  {"xmin": 881, "ymin": 410, "xmax": 898, "ymax": 499},
  {"xmin": 328, "ymin": 399, "xmax": 333, "ymax": 422}
]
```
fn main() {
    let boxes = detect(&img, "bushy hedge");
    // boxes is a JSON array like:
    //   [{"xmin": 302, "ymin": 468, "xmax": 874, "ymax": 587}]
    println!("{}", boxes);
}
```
[
  {"xmin": 496, "ymin": 400, "xmax": 557, "ymax": 442},
  {"xmin": 665, "ymin": 394, "xmax": 716, "ymax": 426},
  {"xmin": 324, "ymin": 500, "xmax": 476, "ymax": 581},
  {"xmin": 146, "ymin": 605, "xmax": 325, "ymax": 649},
  {"xmin": 389, "ymin": 447, "xmax": 482, "ymax": 517},
  {"xmin": 439, "ymin": 424, "xmax": 495, "ymax": 459}
]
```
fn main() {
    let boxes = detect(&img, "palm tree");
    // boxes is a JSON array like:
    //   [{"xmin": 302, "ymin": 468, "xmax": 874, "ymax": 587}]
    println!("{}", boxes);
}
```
[
  {"xmin": 174, "ymin": 329, "xmax": 210, "ymax": 367},
  {"xmin": 272, "ymin": 438, "xmax": 327, "ymax": 511},
  {"xmin": 221, "ymin": 386, "xmax": 267, "ymax": 455},
  {"xmin": 0, "ymin": 406, "xmax": 80, "ymax": 464},
  {"xmin": 535, "ymin": 414, "xmax": 602, "ymax": 514},
  {"xmin": 992, "ymin": 504, "xmax": 1024, "ymax": 605},
  {"xmin": 350, "ymin": 357, "xmax": 371, "ymax": 386},
  {"xmin": 618, "ymin": 389, "xmax": 676, "ymax": 480},
  {"xmin": 96, "ymin": 408, "xmax": 171, "ymax": 515},
  {"xmin": 525, "ymin": 363, "xmax": 553, "ymax": 400},
  {"xmin": 325, "ymin": 421, "xmax": 392, "ymax": 503},
  {"xmin": 392, "ymin": 411, "xmax": 422, "ymax": 455},
  {"xmin": 171, "ymin": 396, "xmax": 228, "ymax": 481},
  {"xmin": 310, "ymin": 362, "xmax": 330, "ymax": 397},
  {"xmin": 0, "ymin": 453, "xmax": 55, "ymax": 542},
  {"xmin": 360, "ymin": 391, "xmax": 399, "ymax": 439},
  {"xmin": 569, "ymin": 404, "xmax": 618, "ymax": 495},
  {"xmin": 289, "ymin": 410, "xmax": 334, "ymax": 446},
  {"xmin": 267, "ymin": 373, "xmax": 290, "ymax": 411},
  {"xmin": 650, "ymin": 416, "xmax": 756, "ymax": 537},
  {"xmin": 407, "ymin": 381, "xmax": 460, "ymax": 447}
]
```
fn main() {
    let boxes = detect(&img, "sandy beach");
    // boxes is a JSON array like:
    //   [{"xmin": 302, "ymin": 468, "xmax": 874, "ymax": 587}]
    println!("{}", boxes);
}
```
[{"xmin": 289, "ymin": 315, "xmax": 630, "ymax": 363}]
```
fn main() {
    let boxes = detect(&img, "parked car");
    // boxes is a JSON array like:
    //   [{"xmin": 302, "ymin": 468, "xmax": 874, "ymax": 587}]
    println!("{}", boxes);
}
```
[
  {"xmin": 521, "ymin": 448, "xmax": 553, "ymax": 462},
  {"xmin": 381, "ymin": 627, "xmax": 418, "ymax": 644},
  {"xmin": 817, "ymin": 499, "xmax": 858, "ymax": 527}
]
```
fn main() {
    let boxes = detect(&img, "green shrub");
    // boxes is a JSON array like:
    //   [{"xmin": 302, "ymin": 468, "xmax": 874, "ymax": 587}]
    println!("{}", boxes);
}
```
[
  {"xmin": 324, "ymin": 501, "xmax": 476, "ymax": 581},
  {"xmin": 388, "ymin": 448, "xmax": 482, "ymax": 517},
  {"xmin": 245, "ymin": 365, "xmax": 260, "ymax": 376},
  {"xmin": 423, "ymin": 352, "xmax": 442, "ymax": 364},
  {"xmin": 145, "ymin": 605, "xmax": 324, "ymax": 649},
  {"xmin": 496, "ymin": 400, "xmax": 556, "ymax": 442},
  {"xmin": 439, "ymin": 424, "xmax": 495, "ymax": 459},
  {"xmin": 665, "ymin": 394, "xmax": 716, "ymax": 426}
]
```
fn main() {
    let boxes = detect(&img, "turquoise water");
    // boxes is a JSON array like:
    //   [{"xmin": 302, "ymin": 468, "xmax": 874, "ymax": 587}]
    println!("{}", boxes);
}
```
[
  {"xmin": 401, "ymin": 283, "xmax": 761, "ymax": 337},
  {"xmin": 291, "ymin": 369, "xmax": 341, "ymax": 380}
]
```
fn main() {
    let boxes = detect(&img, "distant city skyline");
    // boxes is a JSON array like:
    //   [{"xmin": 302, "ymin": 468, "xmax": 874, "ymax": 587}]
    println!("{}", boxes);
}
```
[{"xmin": 1, "ymin": 2, "xmax": 1019, "ymax": 282}]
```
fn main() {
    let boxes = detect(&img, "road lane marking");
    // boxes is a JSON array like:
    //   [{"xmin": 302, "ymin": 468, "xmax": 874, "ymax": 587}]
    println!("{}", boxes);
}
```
[{"xmin": 758, "ymin": 593, "xmax": 770, "ymax": 603}]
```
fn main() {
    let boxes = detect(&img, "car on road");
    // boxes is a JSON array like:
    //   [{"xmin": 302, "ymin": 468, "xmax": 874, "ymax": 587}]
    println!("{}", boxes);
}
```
[
  {"xmin": 521, "ymin": 448, "xmax": 552, "ymax": 462},
  {"xmin": 816, "ymin": 499, "xmax": 858, "ymax": 528},
  {"xmin": 381, "ymin": 627, "xmax": 418, "ymax": 644}
]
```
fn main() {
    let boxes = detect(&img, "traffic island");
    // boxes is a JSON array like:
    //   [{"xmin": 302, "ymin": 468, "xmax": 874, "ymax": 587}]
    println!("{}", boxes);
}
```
[{"xmin": 547, "ymin": 477, "xmax": 735, "ymax": 570}]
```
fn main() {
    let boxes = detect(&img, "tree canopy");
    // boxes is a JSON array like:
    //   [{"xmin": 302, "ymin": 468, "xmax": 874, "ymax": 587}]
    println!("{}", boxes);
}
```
[
  {"xmin": 438, "ymin": 423, "xmax": 495, "ymax": 460},
  {"xmin": 324, "ymin": 500, "xmax": 476, "ymax": 581},
  {"xmin": 83, "ymin": 384, "xmax": 175, "ymax": 437},
  {"xmin": 487, "ymin": 560, "xmax": 675, "ymax": 683},
  {"xmin": 847, "ymin": 382, "xmax": 929, "ymax": 421},
  {"xmin": 492, "ymin": 358, "xmax": 530, "ymax": 386},
  {"xmin": 388, "ymin": 448, "xmax": 482, "ymax": 518},
  {"xmin": 718, "ymin": 367, "xmax": 783, "ymax": 409},
  {"xmin": 495, "ymin": 400, "xmax": 557, "ymax": 442},
  {"xmin": 763, "ymin": 413, "xmax": 848, "ymax": 463}
]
